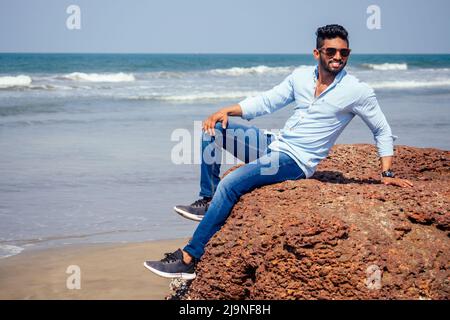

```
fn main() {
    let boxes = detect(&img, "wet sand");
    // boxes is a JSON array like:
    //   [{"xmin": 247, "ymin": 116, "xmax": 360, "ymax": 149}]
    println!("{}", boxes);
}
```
[{"xmin": 0, "ymin": 238, "xmax": 188, "ymax": 300}]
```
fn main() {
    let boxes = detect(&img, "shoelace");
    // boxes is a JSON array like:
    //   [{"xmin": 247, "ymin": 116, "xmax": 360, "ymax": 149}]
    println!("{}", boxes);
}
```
[
  {"xmin": 190, "ymin": 198, "xmax": 210, "ymax": 208},
  {"xmin": 161, "ymin": 251, "xmax": 181, "ymax": 263}
]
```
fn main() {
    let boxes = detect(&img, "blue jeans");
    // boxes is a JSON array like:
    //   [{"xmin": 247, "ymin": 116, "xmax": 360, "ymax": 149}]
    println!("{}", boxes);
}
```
[{"xmin": 183, "ymin": 121, "xmax": 305, "ymax": 259}]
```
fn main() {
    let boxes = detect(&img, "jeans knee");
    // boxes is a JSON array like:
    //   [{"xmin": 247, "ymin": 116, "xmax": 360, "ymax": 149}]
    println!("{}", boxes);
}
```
[
  {"xmin": 214, "ymin": 122, "xmax": 224, "ymax": 130},
  {"xmin": 202, "ymin": 130, "xmax": 212, "ymax": 142},
  {"xmin": 201, "ymin": 122, "xmax": 226, "ymax": 141},
  {"xmin": 216, "ymin": 174, "xmax": 240, "ymax": 201}
]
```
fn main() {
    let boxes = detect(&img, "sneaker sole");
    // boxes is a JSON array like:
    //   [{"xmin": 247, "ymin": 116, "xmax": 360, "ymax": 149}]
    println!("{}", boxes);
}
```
[
  {"xmin": 173, "ymin": 206, "xmax": 203, "ymax": 222},
  {"xmin": 143, "ymin": 262, "xmax": 196, "ymax": 280}
]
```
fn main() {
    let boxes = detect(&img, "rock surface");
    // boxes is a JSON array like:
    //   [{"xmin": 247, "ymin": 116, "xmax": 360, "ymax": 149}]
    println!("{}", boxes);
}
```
[{"xmin": 178, "ymin": 144, "xmax": 449, "ymax": 300}]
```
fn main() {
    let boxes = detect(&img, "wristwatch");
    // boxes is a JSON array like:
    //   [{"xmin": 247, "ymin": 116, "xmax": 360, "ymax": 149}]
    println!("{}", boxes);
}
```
[{"xmin": 381, "ymin": 170, "xmax": 395, "ymax": 178}]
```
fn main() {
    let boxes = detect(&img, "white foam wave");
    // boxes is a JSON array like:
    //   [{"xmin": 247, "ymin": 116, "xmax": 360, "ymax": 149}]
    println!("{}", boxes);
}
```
[
  {"xmin": 129, "ymin": 91, "xmax": 261, "ymax": 102},
  {"xmin": 0, "ymin": 75, "xmax": 32, "ymax": 88},
  {"xmin": 369, "ymin": 79, "xmax": 450, "ymax": 89},
  {"xmin": 209, "ymin": 65, "xmax": 294, "ymax": 76},
  {"xmin": 62, "ymin": 72, "xmax": 135, "ymax": 82},
  {"xmin": 0, "ymin": 244, "xmax": 24, "ymax": 259},
  {"xmin": 29, "ymin": 84, "xmax": 75, "ymax": 91},
  {"xmin": 144, "ymin": 71, "xmax": 185, "ymax": 79},
  {"xmin": 361, "ymin": 63, "xmax": 408, "ymax": 71}
]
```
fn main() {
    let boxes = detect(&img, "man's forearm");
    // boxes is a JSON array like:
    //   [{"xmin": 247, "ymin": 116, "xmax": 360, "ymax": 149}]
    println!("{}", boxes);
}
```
[
  {"xmin": 380, "ymin": 156, "xmax": 393, "ymax": 172},
  {"xmin": 202, "ymin": 104, "xmax": 243, "ymax": 134},
  {"xmin": 221, "ymin": 104, "xmax": 242, "ymax": 117},
  {"xmin": 379, "ymin": 155, "xmax": 413, "ymax": 187}
]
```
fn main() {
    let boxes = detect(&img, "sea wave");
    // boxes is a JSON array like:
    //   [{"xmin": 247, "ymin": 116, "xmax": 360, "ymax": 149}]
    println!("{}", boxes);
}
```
[
  {"xmin": 0, "ymin": 75, "xmax": 32, "ymax": 88},
  {"xmin": 62, "ymin": 72, "xmax": 135, "ymax": 82},
  {"xmin": 369, "ymin": 79, "xmax": 450, "ymax": 89},
  {"xmin": 361, "ymin": 63, "xmax": 408, "ymax": 71},
  {"xmin": 0, "ymin": 244, "xmax": 24, "ymax": 259},
  {"xmin": 129, "ymin": 91, "xmax": 261, "ymax": 102},
  {"xmin": 143, "ymin": 71, "xmax": 186, "ymax": 79},
  {"xmin": 208, "ymin": 65, "xmax": 295, "ymax": 76}
]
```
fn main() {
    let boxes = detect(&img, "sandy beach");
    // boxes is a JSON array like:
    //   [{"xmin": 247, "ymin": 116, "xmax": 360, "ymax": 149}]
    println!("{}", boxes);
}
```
[{"xmin": 0, "ymin": 238, "xmax": 188, "ymax": 300}]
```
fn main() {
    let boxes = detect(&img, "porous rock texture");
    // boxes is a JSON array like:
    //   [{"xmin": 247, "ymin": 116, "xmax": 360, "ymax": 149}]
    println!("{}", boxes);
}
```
[{"xmin": 180, "ymin": 144, "xmax": 449, "ymax": 300}]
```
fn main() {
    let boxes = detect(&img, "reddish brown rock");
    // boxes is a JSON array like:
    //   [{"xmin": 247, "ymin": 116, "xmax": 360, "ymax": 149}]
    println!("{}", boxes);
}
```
[{"xmin": 182, "ymin": 144, "xmax": 450, "ymax": 300}]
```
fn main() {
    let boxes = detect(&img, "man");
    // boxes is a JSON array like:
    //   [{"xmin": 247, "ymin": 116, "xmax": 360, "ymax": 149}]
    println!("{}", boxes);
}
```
[{"xmin": 144, "ymin": 24, "xmax": 414, "ymax": 280}]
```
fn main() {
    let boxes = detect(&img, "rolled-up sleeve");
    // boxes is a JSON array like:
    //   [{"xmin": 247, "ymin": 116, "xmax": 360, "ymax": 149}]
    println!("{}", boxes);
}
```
[
  {"xmin": 352, "ymin": 86, "xmax": 397, "ymax": 157},
  {"xmin": 238, "ymin": 73, "xmax": 295, "ymax": 121}
]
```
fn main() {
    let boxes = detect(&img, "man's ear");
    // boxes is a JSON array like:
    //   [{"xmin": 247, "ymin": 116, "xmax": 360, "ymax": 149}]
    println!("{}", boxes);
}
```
[{"xmin": 313, "ymin": 49, "xmax": 320, "ymax": 61}]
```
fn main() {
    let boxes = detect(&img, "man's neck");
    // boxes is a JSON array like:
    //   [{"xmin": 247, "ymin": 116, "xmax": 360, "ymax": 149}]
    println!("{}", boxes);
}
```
[{"xmin": 317, "ymin": 66, "xmax": 337, "ymax": 85}]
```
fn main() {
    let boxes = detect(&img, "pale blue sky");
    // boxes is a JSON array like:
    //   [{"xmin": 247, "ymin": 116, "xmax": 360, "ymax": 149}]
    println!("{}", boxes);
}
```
[{"xmin": 1, "ymin": 0, "xmax": 449, "ymax": 53}]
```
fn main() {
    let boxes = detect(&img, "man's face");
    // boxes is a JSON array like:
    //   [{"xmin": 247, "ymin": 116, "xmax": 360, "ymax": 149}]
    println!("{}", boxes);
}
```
[{"xmin": 313, "ymin": 37, "xmax": 350, "ymax": 75}]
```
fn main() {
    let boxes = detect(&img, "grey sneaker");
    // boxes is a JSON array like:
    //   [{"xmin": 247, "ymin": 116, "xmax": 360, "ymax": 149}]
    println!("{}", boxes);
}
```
[
  {"xmin": 174, "ymin": 197, "xmax": 211, "ymax": 222},
  {"xmin": 144, "ymin": 249, "xmax": 196, "ymax": 280}
]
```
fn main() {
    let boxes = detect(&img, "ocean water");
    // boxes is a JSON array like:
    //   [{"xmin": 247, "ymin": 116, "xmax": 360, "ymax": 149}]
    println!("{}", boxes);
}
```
[{"xmin": 1, "ymin": 53, "xmax": 449, "ymax": 258}]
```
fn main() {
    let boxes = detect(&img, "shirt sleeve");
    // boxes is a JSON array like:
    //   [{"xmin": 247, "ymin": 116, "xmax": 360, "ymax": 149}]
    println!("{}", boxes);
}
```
[
  {"xmin": 238, "ymin": 72, "xmax": 295, "ymax": 120},
  {"xmin": 352, "ymin": 86, "xmax": 397, "ymax": 157}
]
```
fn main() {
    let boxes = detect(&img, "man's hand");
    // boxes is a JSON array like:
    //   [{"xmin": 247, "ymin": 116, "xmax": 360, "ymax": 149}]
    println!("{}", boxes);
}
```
[
  {"xmin": 381, "ymin": 177, "xmax": 414, "ymax": 188},
  {"xmin": 202, "ymin": 110, "xmax": 228, "ymax": 136},
  {"xmin": 379, "ymin": 156, "xmax": 413, "ymax": 188},
  {"xmin": 202, "ymin": 104, "xmax": 243, "ymax": 136}
]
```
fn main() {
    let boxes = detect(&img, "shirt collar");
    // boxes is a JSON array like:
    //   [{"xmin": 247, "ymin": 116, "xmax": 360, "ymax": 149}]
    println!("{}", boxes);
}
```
[{"xmin": 313, "ymin": 65, "xmax": 347, "ymax": 84}]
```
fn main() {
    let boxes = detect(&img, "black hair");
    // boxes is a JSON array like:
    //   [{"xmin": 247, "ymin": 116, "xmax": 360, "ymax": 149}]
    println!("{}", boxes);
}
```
[{"xmin": 316, "ymin": 24, "xmax": 349, "ymax": 49}]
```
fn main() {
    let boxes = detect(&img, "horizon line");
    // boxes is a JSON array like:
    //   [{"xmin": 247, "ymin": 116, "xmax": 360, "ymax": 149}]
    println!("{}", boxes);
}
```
[{"xmin": 1, "ymin": 51, "xmax": 449, "ymax": 55}]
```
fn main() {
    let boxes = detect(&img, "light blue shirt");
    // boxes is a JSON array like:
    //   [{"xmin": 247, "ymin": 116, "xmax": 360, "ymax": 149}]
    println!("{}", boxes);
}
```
[{"xmin": 238, "ymin": 66, "xmax": 396, "ymax": 178}]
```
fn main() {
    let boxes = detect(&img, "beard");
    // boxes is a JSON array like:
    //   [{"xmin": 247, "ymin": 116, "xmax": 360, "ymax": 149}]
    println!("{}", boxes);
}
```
[{"xmin": 319, "ymin": 54, "xmax": 347, "ymax": 75}]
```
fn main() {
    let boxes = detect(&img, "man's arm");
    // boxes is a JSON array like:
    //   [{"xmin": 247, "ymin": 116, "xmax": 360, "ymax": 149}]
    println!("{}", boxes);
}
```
[
  {"xmin": 380, "ymin": 155, "xmax": 413, "ymax": 187},
  {"xmin": 353, "ymin": 87, "xmax": 413, "ymax": 188},
  {"xmin": 202, "ymin": 72, "xmax": 296, "ymax": 135},
  {"xmin": 202, "ymin": 104, "xmax": 242, "ymax": 136},
  {"xmin": 238, "ymin": 72, "xmax": 295, "ymax": 121}
]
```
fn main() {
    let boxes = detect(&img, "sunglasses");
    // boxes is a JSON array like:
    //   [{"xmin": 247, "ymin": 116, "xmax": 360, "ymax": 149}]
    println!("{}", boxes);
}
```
[{"xmin": 318, "ymin": 47, "xmax": 351, "ymax": 58}]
